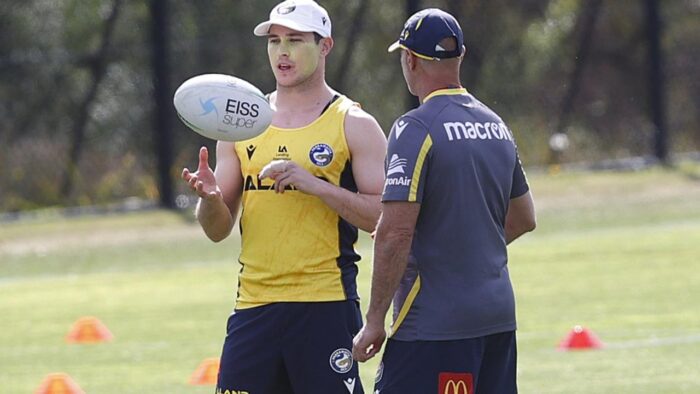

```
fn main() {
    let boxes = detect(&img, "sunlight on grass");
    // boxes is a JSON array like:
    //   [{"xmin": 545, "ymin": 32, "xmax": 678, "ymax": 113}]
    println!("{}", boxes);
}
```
[{"xmin": 1, "ymin": 163, "xmax": 699, "ymax": 393}]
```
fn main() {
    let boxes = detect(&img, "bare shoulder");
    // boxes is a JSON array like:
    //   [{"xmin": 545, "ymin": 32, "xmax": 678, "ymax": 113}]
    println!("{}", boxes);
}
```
[
  {"xmin": 345, "ymin": 105, "xmax": 381, "ymax": 132},
  {"xmin": 344, "ymin": 105, "xmax": 387, "ymax": 154}
]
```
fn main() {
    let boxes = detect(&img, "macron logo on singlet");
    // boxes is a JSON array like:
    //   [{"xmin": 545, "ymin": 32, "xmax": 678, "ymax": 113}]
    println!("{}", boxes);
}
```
[{"xmin": 443, "ymin": 121, "xmax": 514, "ymax": 142}]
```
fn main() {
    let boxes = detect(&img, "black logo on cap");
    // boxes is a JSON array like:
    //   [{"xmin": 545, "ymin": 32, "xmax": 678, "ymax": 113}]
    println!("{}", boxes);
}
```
[
  {"xmin": 278, "ymin": 5, "xmax": 296, "ymax": 14},
  {"xmin": 322, "ymin": 16, "xmax": 327, "ymax": 25}
]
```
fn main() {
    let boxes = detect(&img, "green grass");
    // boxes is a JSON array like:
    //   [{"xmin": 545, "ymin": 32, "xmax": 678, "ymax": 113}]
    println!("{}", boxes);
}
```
[{"xmin": 1, "ymin": 163, "xmax": 699, "ymax": 393}]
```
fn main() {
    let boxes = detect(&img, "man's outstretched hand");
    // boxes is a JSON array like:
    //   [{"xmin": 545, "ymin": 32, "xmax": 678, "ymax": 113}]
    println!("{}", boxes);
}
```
[{"xmin": 182, "ymin": 146, "xmax": 222, "ymax": 200}]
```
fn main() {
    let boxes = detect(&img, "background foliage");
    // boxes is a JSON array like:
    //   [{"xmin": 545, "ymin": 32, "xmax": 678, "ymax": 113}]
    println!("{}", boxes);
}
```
[{"xmin": 1, "ymin": 0, "xmax": 698, "ymax": 211}]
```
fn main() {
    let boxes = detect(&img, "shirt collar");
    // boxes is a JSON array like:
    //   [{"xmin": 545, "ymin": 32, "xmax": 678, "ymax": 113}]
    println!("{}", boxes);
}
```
[{"xmin": 423, "ymin": 87, "xmax": 468, "ymax": 103}]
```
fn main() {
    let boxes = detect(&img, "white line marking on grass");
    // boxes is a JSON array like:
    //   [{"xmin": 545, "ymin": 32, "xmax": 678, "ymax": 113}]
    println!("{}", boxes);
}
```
[{"xmin": 604, "ymin": 334, "xmax": 700, "ymax": 349}]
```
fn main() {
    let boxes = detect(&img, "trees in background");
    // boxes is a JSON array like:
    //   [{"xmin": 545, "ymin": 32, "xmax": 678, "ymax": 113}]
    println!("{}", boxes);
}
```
[{"xmin": 1, "ymin": 0, "xmax": 698, "ymax": 211}]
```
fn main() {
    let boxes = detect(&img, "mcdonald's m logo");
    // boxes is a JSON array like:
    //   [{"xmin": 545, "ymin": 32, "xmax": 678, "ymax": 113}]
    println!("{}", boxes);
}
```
[{"xmin": 438, "ymin": 372, "xmax": 474, "ymax": 394}]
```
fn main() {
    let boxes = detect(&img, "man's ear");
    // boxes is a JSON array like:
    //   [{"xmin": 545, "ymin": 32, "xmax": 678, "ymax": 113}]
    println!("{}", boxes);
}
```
[
  {"xmin": 320, "ymin": 37, "xmax": 334, "ymax": 56},
  {"xmin": 407, "ymin": 51, "xmax": 418, "ymax": 71}
]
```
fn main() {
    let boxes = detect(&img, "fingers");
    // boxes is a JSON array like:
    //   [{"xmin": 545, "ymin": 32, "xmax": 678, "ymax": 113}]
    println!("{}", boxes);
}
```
[
  {"xmin": 198, "ymin": 146, "xmax": 209, "ymax": 171},
  {"xmin": 193, "ymin": 178, "xmax": 216, "ymax": 199},
  {"xmin": 184, "ymin": 171, "xmax": 198, "ymax": 189},
  {"xmin": 188, "ymin": 174, "xmax": 201, "ymax": 193},
  {"xmin": 352, "ymin": 339, "xmax": 374, "ymax": 362},
  {"xmin": 182, "ymin": 169, "xmax": 207, "ymax": 198},
  {"xmin": 182, "ymin": 148, "xmax": 223, "ymax": 200},
  {"xmin": 195, "ymin": 179, "xmax": 206, "ymax": 195},
  {"xmin": 363, "ymin": 345, "xmax": 380, "ymax": 361},
  {"xmin": 352, "ymin": 330, "xmax": 384, "ymax": 362},
  {"xmin": 182, "ymin": 168, "xmax": 192, "ymax": 181},
  {"xmin": 259, "ymin": 159, "xmax": 289, "ymax": 180},
  {"xmin": 351, "ymin": 336, "xmax": 363, "ymax": 361},
  {"xmin": 258, "ymin": 160, "xmax": 316, "ymax": 194},
  {"xmin": 273, "ymin": 172, "xmax": 294, "ymax": 193},
  {"xmin": 361, "ymin": 340, "xmax": 382, "ymax": 361}
]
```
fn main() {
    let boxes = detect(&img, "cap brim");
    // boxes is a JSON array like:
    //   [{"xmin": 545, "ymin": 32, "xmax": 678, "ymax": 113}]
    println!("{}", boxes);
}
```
[
  {"xmin": 253, "ymin": 19, "xmax": 327, "ymax": 37},
  {"xmin": 253, "ymin": 21, "xmax": 273, "ymax": 36},
  {"xmin": 387, "ymin": 41, "xmax": 402, "ymax": 53}
]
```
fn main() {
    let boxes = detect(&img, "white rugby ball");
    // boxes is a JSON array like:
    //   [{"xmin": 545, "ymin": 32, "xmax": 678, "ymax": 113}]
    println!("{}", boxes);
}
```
[{"xmin": 173, "ymin": 74, "xmax": 273, "ymax": 142}]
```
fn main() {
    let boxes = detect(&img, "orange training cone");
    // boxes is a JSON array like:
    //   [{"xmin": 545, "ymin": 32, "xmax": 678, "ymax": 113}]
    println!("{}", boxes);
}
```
[
  {"xmin": 35, "ymin": 373, "xmax": 85, "ymax": 394},
  {"xmin": 189, "ymin": 357, "xmax": 220, "ymax": 385},
  {"xmin": 65, "ymin": 316, "xmax": 114, "ymax": 343},
  {"xmin": 558, "ymin": 325, "xmax": 603, "ymax": 350}
]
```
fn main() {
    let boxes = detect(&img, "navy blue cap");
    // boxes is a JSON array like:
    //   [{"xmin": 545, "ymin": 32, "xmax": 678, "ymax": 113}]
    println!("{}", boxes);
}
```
[{"xmin": 388, "ymin": 8, "xmax": 464, "ymax": 60}]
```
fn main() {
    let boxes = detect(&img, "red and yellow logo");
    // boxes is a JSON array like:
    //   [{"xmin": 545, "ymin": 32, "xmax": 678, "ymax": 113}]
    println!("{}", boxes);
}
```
[{"xmin": 438, "ymin": 372, "xmax": 473, "ymax": 394}]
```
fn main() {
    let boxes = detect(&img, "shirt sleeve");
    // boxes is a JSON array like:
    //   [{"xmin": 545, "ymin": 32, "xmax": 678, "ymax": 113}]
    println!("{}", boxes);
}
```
[
  {"xmin": 382, "ymin": 116, "xmax": 433, "ymax": 203},
  {"xmin": 510, "ymin": 148, "xmax": 530, "ymax": 198}
]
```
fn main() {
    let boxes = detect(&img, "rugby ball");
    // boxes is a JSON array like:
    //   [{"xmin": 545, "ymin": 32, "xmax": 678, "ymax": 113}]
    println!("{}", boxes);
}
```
[{"xmin": 173, "ymin": 74, "xmax": 273, "ymax": 141}]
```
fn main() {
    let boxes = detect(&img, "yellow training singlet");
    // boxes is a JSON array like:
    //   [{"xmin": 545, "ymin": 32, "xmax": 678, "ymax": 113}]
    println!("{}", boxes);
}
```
[{"xmin": 233, "ymin": 95, "xmax": 360, "ymax": 309}]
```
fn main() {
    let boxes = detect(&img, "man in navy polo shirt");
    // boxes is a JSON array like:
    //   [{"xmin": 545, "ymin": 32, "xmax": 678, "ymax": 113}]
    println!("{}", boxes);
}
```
[{"xmin": 352, "ymin": 8, "xmax": 537, "ymax": 394}]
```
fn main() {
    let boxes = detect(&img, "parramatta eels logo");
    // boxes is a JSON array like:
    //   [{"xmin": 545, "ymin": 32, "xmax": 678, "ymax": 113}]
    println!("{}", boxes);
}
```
[
  {"xmin": 329, "ymin": 348, "xmax": 353, "ymax": 374},
  {"xmin": 198, "ymin": 97, "xmax": 219, "ymax": 120},
  {"xmin": 309, "ymin": 143, "xmax": 334, "ymax": 167}
]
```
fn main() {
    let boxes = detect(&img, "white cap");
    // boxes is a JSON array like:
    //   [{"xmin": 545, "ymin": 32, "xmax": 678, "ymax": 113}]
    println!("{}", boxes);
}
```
[{"xmin": 254, "ymin": 0, "xmax": 332, "ymax": 37}]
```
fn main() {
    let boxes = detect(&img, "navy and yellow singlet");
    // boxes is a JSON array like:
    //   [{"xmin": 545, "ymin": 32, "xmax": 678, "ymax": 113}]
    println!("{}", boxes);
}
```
[{"xmin": 233, "ymin": 95, "xmax": 360, "ymax": 309}]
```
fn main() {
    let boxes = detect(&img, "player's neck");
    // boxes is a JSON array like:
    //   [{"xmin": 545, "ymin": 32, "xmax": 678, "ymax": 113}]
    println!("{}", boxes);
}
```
[
  {"xmin": 417, "ymin": 75, "xmax": 462, "ymax": 103},
  {"xmin": 270, "ymin": 75, "xmax": 335, "ymax": 128},
  {"xmin": 274, "ymin": 72, "xmax": 332, "ymax": 111}
]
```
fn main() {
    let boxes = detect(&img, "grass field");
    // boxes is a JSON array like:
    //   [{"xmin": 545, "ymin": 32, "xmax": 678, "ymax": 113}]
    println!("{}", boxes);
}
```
[{"xmin": 1, "ymin": 163, "xmax": 699, "ymax": 393}]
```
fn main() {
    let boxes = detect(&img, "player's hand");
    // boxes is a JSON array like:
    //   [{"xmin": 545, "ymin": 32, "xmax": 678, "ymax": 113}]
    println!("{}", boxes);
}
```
[
  {"xmin": 182, "ymin": 146, "xmax": 222, "ymax": 201},
  {"xmin": 352, "ymin": 322, "xmax": 386, "ymax": 362},
  {"xmin": 258, "ymin": 159, "xmax": 325, "ymax": 195}
]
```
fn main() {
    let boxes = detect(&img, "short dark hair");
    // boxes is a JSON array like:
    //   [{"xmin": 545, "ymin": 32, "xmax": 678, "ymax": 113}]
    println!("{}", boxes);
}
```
[{"xmin": 313, "ymin": 32, "xmax": 323, "ymax": 44}]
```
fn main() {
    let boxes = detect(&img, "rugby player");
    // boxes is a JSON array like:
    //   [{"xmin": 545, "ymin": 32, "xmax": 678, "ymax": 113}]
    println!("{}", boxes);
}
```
[{"xmin": 182, "ymin": 1, "xmax": 386, "ymax": 392}]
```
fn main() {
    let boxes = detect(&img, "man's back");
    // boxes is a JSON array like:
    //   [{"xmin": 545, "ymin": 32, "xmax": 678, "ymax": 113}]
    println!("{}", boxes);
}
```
[
  {"xmin": 353, "ymin": 9, "xmax": 535, "ymax": 393},
  {"xmin": 382, "ymin": 87, "xmax": 530, "ymax": 341}
]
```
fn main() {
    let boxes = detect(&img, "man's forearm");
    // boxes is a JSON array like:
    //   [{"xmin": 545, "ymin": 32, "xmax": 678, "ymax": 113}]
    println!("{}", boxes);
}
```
[
  {"xmin": 196, "ymin": 196, "xmax": 234, "ymax": 242},
  {"xmin": 317, "ymin": 182, "xmax": 382, "ymax": 233},
  {"xmin": 365, "ymin": 226, "xmax": 413, "ymax": 326}
]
